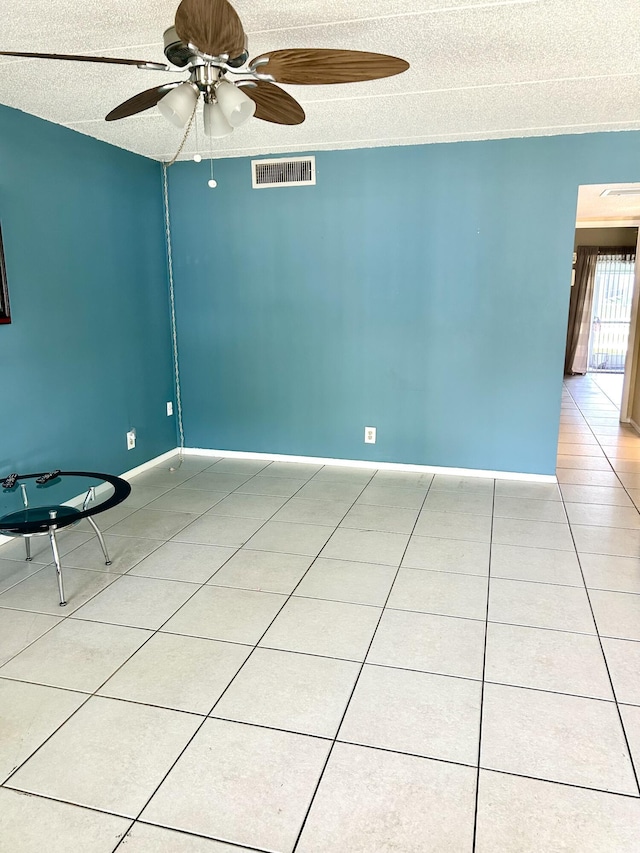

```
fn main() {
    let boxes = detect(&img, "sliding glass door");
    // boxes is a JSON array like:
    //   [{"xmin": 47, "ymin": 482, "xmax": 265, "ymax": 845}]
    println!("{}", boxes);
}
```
[{"xmin": 588, "ymin": 251, "xmax": 636, "ymax": 373}]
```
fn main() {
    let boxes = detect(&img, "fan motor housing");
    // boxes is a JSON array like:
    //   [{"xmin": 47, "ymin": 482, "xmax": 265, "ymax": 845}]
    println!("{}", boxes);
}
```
[
  {"xmin": 163, "ymin": 25, "xmax": 249, "ymax": 68},
  {"xmin": 163, "ymin": 26, "xmax": 197, "ymax": 67}
]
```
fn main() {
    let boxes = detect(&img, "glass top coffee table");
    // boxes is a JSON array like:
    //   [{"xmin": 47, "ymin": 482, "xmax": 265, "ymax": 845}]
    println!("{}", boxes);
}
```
[{"xmin": 0, "ymin": 471, "xmax": 131, "ymax": 606}]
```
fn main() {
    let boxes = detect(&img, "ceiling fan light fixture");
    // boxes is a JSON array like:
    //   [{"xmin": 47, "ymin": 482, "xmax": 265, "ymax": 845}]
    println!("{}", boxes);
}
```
[
  {"xmin": 158, "ymin": 81, "xmax": 199, "ymax": 128},
  {"xmin": 203, "ymin": 101, "xmax": 234, "ymax": 138},
  {"xmin": 215, "ymin": 80, "xmax": 256, "ymax": 127},
  {"xmin": 9, "ymin": 0, "xmax": 411, "ymax": 153}
]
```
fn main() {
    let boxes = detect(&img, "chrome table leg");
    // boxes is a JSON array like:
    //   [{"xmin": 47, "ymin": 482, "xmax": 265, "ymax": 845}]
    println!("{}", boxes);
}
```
[
  {"xmin": 87, "ymin": 516, "xmax": 112, "ymax": 565},
  {"xmin": 25, "ymin": 537, "xmax": 32, "ymax": 561},
  {"xmin": 48, "ymin": 527, "xmax": 66, "ymax": 607}
]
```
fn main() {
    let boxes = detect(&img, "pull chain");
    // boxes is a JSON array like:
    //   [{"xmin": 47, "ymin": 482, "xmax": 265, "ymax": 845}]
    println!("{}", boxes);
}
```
[{"xmin": 208, "ymin": 129, "xmax": 217, "ymax": 188}]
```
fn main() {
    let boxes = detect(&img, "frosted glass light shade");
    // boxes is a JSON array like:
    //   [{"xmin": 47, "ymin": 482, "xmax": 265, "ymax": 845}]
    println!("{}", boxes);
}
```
[
  {"xmin": 215, "ymin": 80, "xmax": 256, "ymax": 127},
  {"xmin": 158, "ymin": 83, "xmax": 199, "ymax": 128},
  {"xmin": 203, "ymin": 101, "xmax": 233, "ymax": 138}
]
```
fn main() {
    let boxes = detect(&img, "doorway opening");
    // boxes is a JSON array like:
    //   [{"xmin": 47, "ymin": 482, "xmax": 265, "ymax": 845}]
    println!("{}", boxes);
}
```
[
  {"xmin": 558, "ymin": 184, "xmax": 640, "ymax": 482},
  {"xmin": 564, "ymin": 183, "xmax": 640, "ymax": 418}
]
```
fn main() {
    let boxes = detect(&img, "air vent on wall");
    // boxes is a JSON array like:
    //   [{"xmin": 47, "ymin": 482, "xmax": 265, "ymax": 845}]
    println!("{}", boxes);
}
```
[
  {"xmin": 600, "ymin": 188, "xmax": 640, "ymax": 198},
  {"xmin": 251, "ymin": 156, "xmax": 316, "ymax": 189}
]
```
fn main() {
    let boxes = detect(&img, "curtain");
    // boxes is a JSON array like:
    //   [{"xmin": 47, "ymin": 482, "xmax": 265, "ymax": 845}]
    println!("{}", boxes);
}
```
[{"xmin": 564, "ymin": 247, "xmax": 599, "ymax": 375}]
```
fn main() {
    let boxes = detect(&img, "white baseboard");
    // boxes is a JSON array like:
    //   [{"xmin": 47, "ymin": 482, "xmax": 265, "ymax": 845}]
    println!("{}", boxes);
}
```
[
  {"xmin": 181, "ymin": 447, "xmax": 558, "ymax": 483},
  {"xmin": 630, "ymin": 419, "xmax": 640, "ymax": 436},
  {"xmin": 120, "ymin": 448, "xmax": 180, "ymax": 482},
  {"xmin": 0, "ymin": 446, "xmax": 558, "ymax": 551}
]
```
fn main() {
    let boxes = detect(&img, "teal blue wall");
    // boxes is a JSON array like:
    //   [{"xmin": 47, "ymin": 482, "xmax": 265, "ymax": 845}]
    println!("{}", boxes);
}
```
[
  {"xmin": 167, "ymin": 132, "xmax": 640, "ymax": 475},
  {"xmin": 0, "ymin": 105, "xmax": 175, "ymax": 476},
  {"xmin": 3, "ymin": 110, "xmax": 637, "ymax": 477}
]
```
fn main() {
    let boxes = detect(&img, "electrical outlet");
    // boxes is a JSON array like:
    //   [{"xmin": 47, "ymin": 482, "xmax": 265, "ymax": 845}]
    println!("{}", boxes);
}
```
[
  {"xmin": 166, "ymin": 401, "xmax": 174, "ymax": 416},
  {"xmin": 364, "ymin": 426, "xmax": 377, "ymax": 444},
  {"xmin": 126, "ymin": 429, "xmax": 136, "ymax": 450}
]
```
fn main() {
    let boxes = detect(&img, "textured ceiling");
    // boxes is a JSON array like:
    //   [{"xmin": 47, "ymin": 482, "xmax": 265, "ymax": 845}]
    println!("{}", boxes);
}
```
[
  {"xmin": 576, "ymin": 184, "xmax": 640, "ymax": 223},
  {"xmin": 1, "ymin": 0, "xmax": 640, "ymax": 161}
]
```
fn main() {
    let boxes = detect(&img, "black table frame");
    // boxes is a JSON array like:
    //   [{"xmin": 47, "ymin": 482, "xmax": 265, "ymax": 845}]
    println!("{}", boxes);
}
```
[{"xmin": 0, "ymin": 471, "xmax": 131, "ymax": 606}]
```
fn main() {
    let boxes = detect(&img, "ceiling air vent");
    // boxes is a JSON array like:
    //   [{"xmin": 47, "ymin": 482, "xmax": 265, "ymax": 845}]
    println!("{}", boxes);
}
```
[
  {"xmin": 251, "ymin": 156, "xmax": 316, "ymax": 189},
  {"xmin": 600, "ymin": 187, "xmax": 640, "ymax": 198}
]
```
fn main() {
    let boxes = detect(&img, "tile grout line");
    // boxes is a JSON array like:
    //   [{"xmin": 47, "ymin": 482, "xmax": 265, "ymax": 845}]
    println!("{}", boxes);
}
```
[
  {"xmin": 8, "ymin": 548, "xmax": 640, "ymax": 617},
  {"xmin": 0, "ymin": 456, "xmax": 355, "ymax": 661},
  {"xmin": 0, "ymin": 563, "xmax": 212, "ymax": 789},
  {"xmin": 555, "ymin": 399, "xmax": 640, "ymax": 795},
  {"xmin": 0, "ymin": 457, "xmax": 344, "ymax": 797},
  {"xmin": 0, "ymin": 455, "xmax": 291, "ymax": 841},
  {"xmin": 5, "ymin": 442, "xmax": 639, "ymax": 837},
  {"xmin": 5, "ymin": 557, "xmax": 640, "ymax": 688},
  {"xmin": 5, "ymin": 654, "xmax": 635, "ymax": 726},
  {"xmin": 559, "ymin": 383, "xmax": 640, "ymax": 567},
  {"xmin": 3, "ymin": 480, "xmax": 640, "ymax": 644},
  {"xmin": 0, "ymin": 457, "xmax": 313, "ymax": 835},
  {"xmin": 470, "ymin": 478, "xmax": 496, "ymax": 851},
  {"xmin": 107, "ymin": 461, "xmax": 381, "ymax": 851},
  {"xmin": 4, "ymin": 734, "xmax": 640, "ymax": 853},
  {"xmin": 156, "ymin": 403, "xmax": 630, "ymax": 833},
  {"xmin": 561, "ymin": 381, "xmax": 638, "ymax": 503},
  {"xmin": 569, "ymin": 587, "xmax": 640, "ymax": 796},
  {"xmin": 0, "ymin": 464, "xmax": 436, "ymax": 678},
  {"xmin": 124, "ymin": 818, "xmax": 269, "ymax": 853},
  {"xmin": 5, "ymin": 645, "xmax": 637, "ymax": 719},
  {"xmin": 0, "ymin": 565, "xmax": 131, "ymax": 670},
  {"xmin": 2, "ymin": 448, "xmax": 640, "ymax": 845},
  {"xmin": 561, "ymin": 381, "xmax": 640, "ymax": 791},
  {"xmin": 0, "ymin": 462, "xmax": 256, "ymax": 697},
  {"xmin": 288, "ymin": 475, "xmax": 437, "ymax": 852}
]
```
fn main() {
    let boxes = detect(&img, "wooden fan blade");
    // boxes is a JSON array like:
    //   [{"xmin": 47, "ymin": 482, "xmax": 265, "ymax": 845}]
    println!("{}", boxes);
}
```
[
  {"xmin": 0, "ymin": 50, "xmax": 168, "ymax": 70},
  {"xmin": 175, "ymin": 0, "xmax": 245, "ymax": 59},
  {"xmin": 106, "ymin": 84, "xmax": 182, "ymax": 121},
  {"xmin": 240, "ymin": 81, "xmax": 305, "ymax": 125},
  {"xmin": 251, "ymin": 49, "xmax": 409, "ymax": 85}
]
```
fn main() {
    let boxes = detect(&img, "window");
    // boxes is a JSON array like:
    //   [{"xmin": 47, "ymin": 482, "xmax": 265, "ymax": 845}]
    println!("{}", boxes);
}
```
[{"xmin": 588, "ymin": 251, "xmax": 635, "ymax": 373}]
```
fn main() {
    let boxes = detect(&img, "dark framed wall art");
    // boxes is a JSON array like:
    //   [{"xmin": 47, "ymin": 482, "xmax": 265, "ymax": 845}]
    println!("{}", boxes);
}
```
[{"xmin": 0, "ymin": 223, "xmax": 10, "ymax": 325}]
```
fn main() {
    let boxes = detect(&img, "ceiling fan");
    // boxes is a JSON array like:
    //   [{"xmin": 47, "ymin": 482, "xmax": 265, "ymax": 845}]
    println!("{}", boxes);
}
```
[{"xmin": 0, "ymin": 0, "xmax": 410, "ymax": 152}]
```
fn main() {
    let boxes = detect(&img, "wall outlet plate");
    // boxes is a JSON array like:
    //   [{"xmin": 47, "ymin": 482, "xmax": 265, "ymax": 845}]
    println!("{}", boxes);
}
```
[
  {"xmin": 126, "ymin": 430, "xmax": 136, "ymax": 450},
  {"xmin": 364, "ymin": 426, "xmax": 377, "ymax": 444},
  {"xmin": 166, "ymin": 401, "xmax": 174, "ymax": 416}
]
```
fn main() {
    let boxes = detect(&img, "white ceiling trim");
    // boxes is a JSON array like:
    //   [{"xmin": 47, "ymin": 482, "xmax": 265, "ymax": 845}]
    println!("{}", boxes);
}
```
[
  {"xmin": 139, "ymin": 122, "xmax": 640, "ymax": 163},
  {"xmin": 576, "ymin": 220, "xmax": 640, "ymax": 227}
]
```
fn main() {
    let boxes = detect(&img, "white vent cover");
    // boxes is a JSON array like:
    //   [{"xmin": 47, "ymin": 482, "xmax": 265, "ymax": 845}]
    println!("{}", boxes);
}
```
[
  {"xmin": 600, "ymin": 187, "xmax": 640, "ymax": 197},
  {"xmin": 251, "ymin": 156, "xmax": 316, "ymax": 189}
]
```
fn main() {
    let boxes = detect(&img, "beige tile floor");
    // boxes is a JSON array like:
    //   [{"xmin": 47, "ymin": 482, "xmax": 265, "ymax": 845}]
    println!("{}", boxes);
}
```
[{"xmin": 1, "ymin": 374, "xmax": 640, "ymax": 850}]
